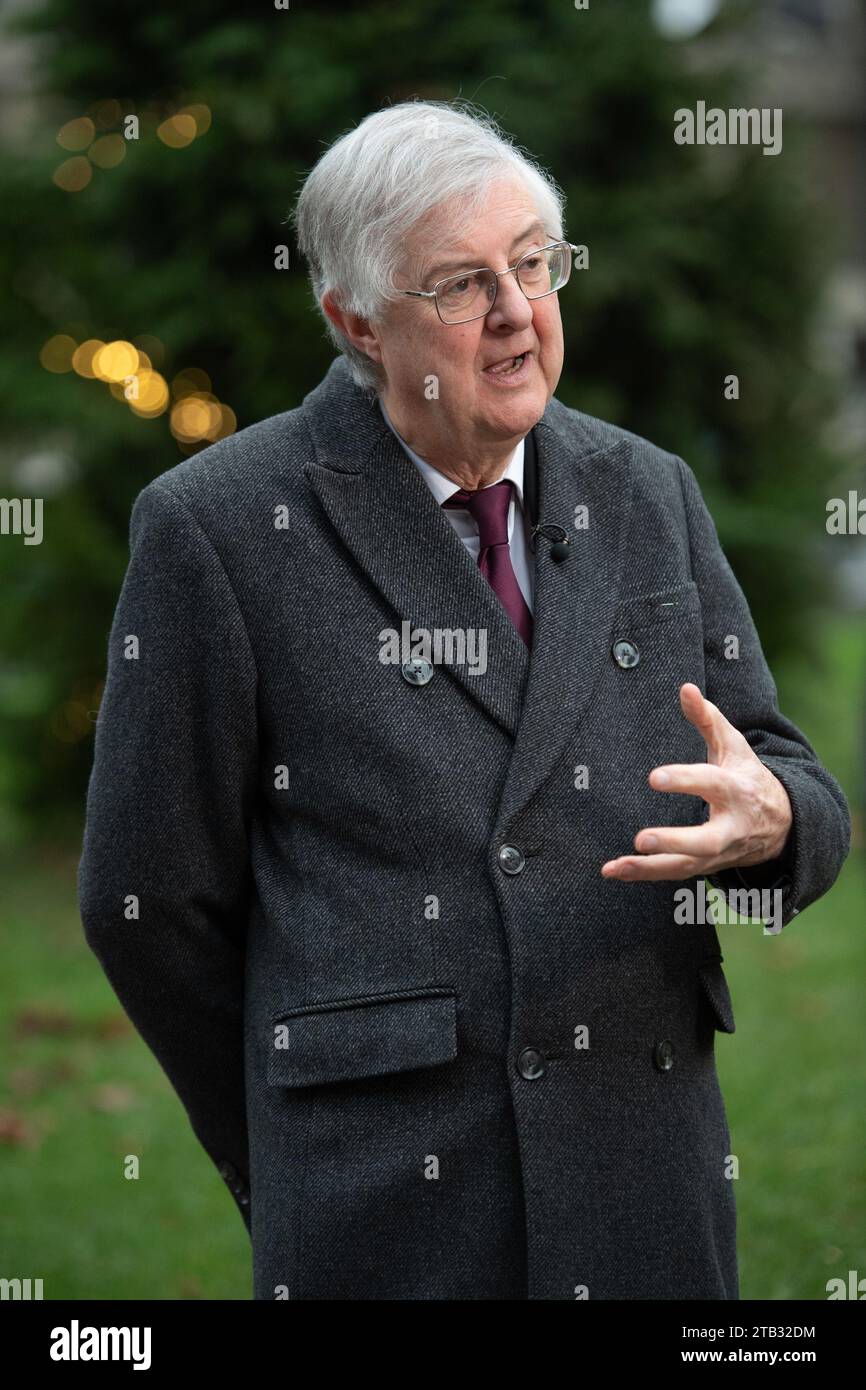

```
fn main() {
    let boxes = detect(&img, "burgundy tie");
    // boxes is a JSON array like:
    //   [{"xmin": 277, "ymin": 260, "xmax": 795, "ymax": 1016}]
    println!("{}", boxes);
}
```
[{"xmin": 442, "ymin": 480, "xmax": 533, "ymax": 648}]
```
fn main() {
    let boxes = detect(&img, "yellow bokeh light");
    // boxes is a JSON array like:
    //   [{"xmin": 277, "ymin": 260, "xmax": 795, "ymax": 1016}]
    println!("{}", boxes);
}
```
[
  {"xmin": 212, "ymin": 404, "xmax": 237, "ymax": 441},
  {"xmin": 180, "ymin": 103, "xmax": 212, "ymax": 135},
  {"xmin": 53, "ymin": 157, "xmax": 92, "ymax": 192},
  {"xmin": 57, "ymin": 117, "xmax": 95, "ymax": 151},
  {"xmin": 107, "ymin": 355, "xmax": 153, "ymax": 400},
  {"xmin": 127, "ymin": 370, "xmax": 170, "ymax": 417},
  {"xmin": 72, "ymin": 339, "xmax": 106, "ymax": 377},
  {"xmin": 89, "ymin": 134, "xmax": 126, "ymax": 169},
  {"xmin": 157, "ymin": 114, "xmax": 197, "ymax": 148},
  {"xmin": 93, "ymin": 340, "xmax": 140, "ymax": 383},
  {"xmin": 39, "ymin": 334, "xmax": 77, "ymax": 373},
  {"xmin": 170, "ymin": 394, "xmax": 223, "ymax": 442}
]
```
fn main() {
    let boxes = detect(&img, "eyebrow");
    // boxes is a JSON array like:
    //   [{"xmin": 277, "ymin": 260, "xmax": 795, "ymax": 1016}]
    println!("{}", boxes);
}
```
[{"xmin": 421, "ymin": 219, "xmax": 548, "ymax": 286}]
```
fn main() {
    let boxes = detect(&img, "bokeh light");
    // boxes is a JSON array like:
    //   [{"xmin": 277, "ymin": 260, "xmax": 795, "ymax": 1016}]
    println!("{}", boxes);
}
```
[
  {"xmin": 39, "ymin": 335, "xmax": 77, "ymax": 373},
  {"xmin": 92, "ymin": 341, "xmax": 140, "ymax": 383},
  {"xmin": 56, "ymin": 117, "xmax": 95, "ymax": 151},
  {"xmin": 126, "ymin": 369, "xmax": 170, "ymax": 418},
  {"xmin": 157, "ymin": 114, "xmax": 197, "ymax": 148},
  {"xmin": 88, "ymin": 135, "xmax": 126, "ymax": 169},
  {"xmin": 52, "ymin": 157, "xmax": 92, "ymax": 191},
  {"xmin": 71, "ymin": 339, "xmax": 106, "ymax": 377}
]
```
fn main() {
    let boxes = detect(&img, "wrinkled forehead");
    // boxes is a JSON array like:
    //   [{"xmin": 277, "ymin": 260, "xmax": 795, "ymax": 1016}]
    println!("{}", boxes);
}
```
[{"xmin": 401, "ymin": 180, "xmax": 545, "ymax": 286}]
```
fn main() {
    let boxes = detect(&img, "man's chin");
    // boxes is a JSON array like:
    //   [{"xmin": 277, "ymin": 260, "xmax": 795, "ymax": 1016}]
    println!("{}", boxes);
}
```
[{"xmin": 479, "ymin": 388, "xmax": 548, "ymax": 439}]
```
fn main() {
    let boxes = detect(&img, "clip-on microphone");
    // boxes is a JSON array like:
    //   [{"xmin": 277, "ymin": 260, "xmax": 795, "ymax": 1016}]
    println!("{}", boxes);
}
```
[
  {"xmin": 529, "ymin": 522, "xmax": 571, "ymax": 563},
  {"xmin": 523, "ymin": 426, "xmax": 570, "ymax": 562}
]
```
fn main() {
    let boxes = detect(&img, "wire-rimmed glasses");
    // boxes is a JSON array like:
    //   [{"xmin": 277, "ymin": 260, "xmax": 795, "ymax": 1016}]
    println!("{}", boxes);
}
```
[{"xmin": 401, "ymin": 240, "xmax": 580, "ymax": 325}]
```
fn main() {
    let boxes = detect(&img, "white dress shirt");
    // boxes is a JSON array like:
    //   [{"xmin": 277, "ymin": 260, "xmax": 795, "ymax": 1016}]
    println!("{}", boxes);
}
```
[{"xmin": 378, "ymin": 399, "xmax": 535, "ymax": 613}]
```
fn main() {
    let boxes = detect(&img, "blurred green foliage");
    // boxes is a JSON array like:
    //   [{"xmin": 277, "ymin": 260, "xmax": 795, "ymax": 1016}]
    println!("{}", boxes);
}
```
[{"xmin": 0, "ymin": 0, "xmax": 852, "ymax": 844}]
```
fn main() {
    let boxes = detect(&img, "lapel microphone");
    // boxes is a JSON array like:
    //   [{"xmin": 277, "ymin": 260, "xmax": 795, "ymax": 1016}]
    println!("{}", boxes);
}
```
[
  {"xmin": 529, "ymin": 522, "xmax": 571, "ymax": 563},
  {"xmin": 523, "ymin": 427, "xmax": 570, "ymax": 562}
]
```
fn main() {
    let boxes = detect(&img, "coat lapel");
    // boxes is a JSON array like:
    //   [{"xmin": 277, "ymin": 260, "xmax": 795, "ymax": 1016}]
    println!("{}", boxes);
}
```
[
  {"xmin": 300, "ymin": 359, "xmax": 633, "ymax": 819},
  {"xmin": 302, "ymin": 365, "xmax": 529, "ymax": 736},
  {"xmin": 495, "ymin": 417, "xmax": 633, "ymax": 827}
]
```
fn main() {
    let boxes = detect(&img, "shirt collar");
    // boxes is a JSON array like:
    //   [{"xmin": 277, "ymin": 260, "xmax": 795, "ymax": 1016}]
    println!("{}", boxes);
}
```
[{"xmin": 379, "ymin": 397, "xmax": 526, "ymax": 508}]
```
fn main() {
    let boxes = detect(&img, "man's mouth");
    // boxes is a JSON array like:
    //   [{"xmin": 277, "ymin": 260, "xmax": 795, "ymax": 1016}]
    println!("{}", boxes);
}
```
[{"xmin": 483, "ymin": 352, "xmax": 529, "ymax": 376}]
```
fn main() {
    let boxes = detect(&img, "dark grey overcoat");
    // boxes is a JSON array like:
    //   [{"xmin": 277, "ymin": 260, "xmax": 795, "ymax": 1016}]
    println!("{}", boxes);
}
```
[{"xmin": 78, "ymin": 355, "xmax": 851, "ymax": 1300}]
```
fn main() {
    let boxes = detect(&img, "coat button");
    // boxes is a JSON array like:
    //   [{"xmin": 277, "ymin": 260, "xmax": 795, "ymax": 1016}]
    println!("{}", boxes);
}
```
[
  {"xmin": 517, "ymin": 1047, "xmax": 546, "ymax": 1080},
  {"xmin": 401, "ymin": 658, "xmax": 434, "ymax": 685},
  {"xmin": 653, "ymin": 1039, "xmax": 675, "ymax": 1072},
  {"xmin": 612, "ymin": 638, "xmax": 640, "ymax": 668},
  {"xmin": 218, "ymin": 1158, "xmax": 249, "ymax": 1201},
  {"xmin": 498, "ymin": 844, "xmax": 525, "ymax": 874}
]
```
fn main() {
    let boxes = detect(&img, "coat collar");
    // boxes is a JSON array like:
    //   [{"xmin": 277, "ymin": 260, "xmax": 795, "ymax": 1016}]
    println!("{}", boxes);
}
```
[
  {"xmin": 378, "ymin": 395, "xmax": 528, "ymax": 511},
  {"xmin": 301, "ymin": 356, "xmax": 633, "ymax": 827}
]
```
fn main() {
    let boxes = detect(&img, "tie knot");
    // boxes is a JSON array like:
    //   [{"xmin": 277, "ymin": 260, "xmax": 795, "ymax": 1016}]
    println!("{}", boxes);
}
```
[{"xmin": 442, "ymin": 479, "xmax": 513, "ymax": 548}]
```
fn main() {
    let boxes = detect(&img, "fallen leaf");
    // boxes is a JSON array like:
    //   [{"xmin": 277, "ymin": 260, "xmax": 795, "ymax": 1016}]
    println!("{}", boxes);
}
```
[
  {"xmin": 0, "ymin": 1108, "xmax": 36, "ymax": 1145},
  {"xmin": 90, "ymin": 1083, "xmax": 137, "ymax": 1113}
]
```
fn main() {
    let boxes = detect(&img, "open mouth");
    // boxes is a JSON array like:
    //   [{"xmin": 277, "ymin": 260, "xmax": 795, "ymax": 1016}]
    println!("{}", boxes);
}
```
[{"xmin": 483, "ymin": 352, "xmax": 528, "ymax": 376}]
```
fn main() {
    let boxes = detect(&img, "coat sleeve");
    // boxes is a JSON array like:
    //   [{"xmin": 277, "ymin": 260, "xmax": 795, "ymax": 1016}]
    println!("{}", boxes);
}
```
[
  {"xmin": 77, "ymin": 478, "xmax": 259, "ymax": 1235},
  {"xmin": 675, "ymin": 455, "xmax": 851, "ymax": 931}
]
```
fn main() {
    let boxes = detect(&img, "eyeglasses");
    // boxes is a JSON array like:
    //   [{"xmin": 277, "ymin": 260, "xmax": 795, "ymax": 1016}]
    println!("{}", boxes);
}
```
[{"xmin": 401, "ymin": 240, "xmax": 580, "ymax": 325}]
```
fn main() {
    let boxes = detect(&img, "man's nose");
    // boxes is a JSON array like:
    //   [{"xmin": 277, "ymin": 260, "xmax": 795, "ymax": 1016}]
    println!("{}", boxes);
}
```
[{"xmin": 485, "ymin": 269, "xmax": 534, "ymax": 331}]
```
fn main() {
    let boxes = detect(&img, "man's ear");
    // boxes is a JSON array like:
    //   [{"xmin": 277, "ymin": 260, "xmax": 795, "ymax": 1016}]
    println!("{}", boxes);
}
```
[{"xmin": 321, "ymin": 290, "xmax": 383, "ymax": 364}]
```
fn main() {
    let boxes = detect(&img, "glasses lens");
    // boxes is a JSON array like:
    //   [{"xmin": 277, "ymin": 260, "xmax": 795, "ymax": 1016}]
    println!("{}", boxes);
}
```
[
  {"xmin": 437, "ymin": 269, "xmax": 496, "ymax": 323},
  {"xmin": 518, "ymin": 244, "xmax": 570, "ymax": 298}
]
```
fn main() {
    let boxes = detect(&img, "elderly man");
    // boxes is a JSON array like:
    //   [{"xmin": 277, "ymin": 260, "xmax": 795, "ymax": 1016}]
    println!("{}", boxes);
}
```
[{"xmin": 78, "ymin": 99, "xmax": 850, "ymax": 1301}]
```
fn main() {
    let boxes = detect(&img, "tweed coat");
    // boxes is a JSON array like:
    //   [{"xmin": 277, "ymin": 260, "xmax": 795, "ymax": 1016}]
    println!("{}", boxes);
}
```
[{"xmin": 78, "ymin": 354, "xmax": 851, "ymax": 1300}]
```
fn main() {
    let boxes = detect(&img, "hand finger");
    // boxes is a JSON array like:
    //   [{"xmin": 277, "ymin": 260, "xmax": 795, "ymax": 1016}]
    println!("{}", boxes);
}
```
[
  {"xmin": 634, "ymin": 814, "xmax": 736, "ymax": 859},
  {"xmin": 601, "ymin": 852, "xmax": 704, "ymax": 882},
  {"xmin": 648, "ymin": 762, "xmax": 732, "ymax": 802},
  {"xmin": 678, "ymin": 683, "xmax": 733, "ymax": 761}
]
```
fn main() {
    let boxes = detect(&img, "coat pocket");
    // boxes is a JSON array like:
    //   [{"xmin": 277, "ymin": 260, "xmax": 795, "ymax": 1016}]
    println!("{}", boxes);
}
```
[
  {"xmin": 267, "ymin": 986, "xmax": 458, "ymax": 1089},
  {"xmin": 613, "ymin": 580, "xmax": 702, "ymax": 631},
  {"xmin": 697, "ymin": 959, "xmax": 736, "ymax": 1034}
]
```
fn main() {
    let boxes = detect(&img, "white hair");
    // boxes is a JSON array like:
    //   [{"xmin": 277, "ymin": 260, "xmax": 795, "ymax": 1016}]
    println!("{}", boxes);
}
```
[{"xmin": 290, "ymin": 98, "xmax": 566, "ymax": 395}]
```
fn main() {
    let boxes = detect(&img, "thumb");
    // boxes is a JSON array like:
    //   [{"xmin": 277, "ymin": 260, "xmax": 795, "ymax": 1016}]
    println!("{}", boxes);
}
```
[{"xmin": 679, "ymin": 683, "xmax": 729, "ymax": 762}]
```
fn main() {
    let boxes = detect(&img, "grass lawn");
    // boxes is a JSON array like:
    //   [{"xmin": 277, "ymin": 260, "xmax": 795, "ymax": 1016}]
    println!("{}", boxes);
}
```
[
  {"xmin": 0, "ymin": 616, "xmax": 863, "ymax": 1300},
  {"xmin": 0, "ymin": 843, "xmax": 251, "ymax": 1299},
  {"xmin": 717, "ymin": 613, "xmax": 866, "ymax": 1300}
]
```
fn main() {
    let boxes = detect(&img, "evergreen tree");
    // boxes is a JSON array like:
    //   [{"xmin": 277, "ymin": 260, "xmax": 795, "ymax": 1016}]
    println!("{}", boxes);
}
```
[{"xmin": 0, "ymin": 0, "xmax": 847, "ymax": 840}]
